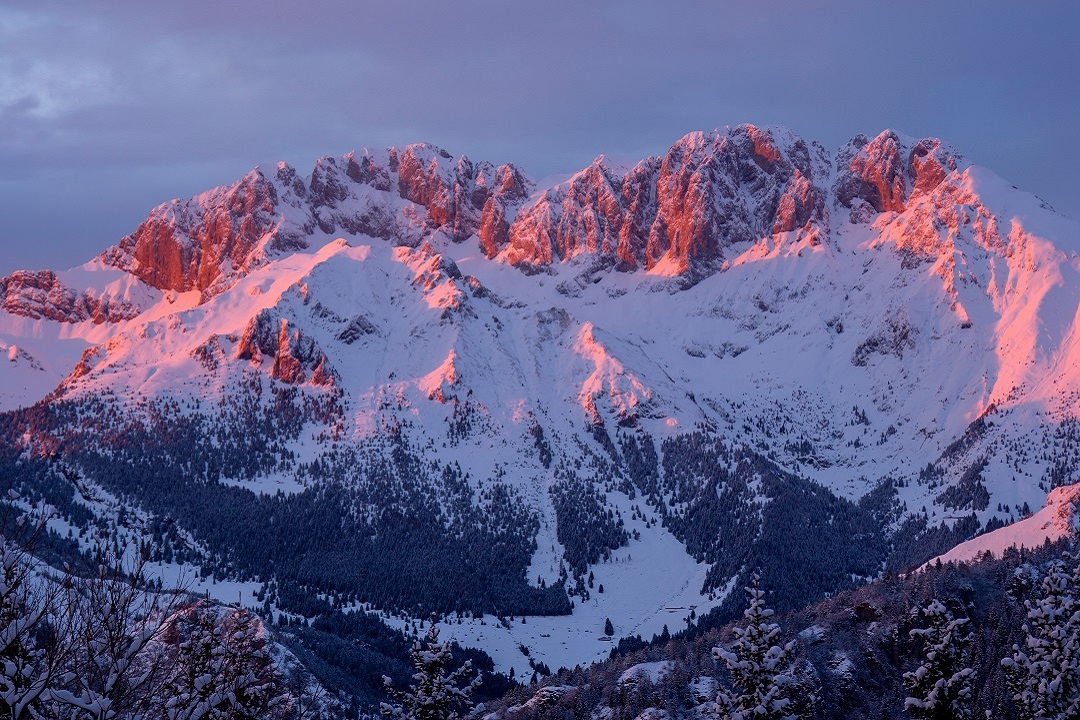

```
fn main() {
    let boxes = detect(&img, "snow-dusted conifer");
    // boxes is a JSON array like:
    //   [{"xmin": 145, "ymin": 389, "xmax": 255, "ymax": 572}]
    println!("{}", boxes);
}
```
[
  {"xmin": 382, "ymin": 620, "xmax": 480, "ymax": 720},
  {"xmin": 1001, "ymin": 554, "xmax": 1080, "ymax": 720},
  {"xmin": 903, "ymin": 598, "xmax": 975, "ymax": 719},
  {"xmin": 712, "ymin": 573, "xmax": 797, "ymax": 720},
  {"xmin": 162, "ymin": 602, "xmax": 288, "ymax": 720}
]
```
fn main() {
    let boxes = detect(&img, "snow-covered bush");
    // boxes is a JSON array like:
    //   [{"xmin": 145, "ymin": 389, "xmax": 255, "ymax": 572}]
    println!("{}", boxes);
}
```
[
  {"xmin": 0, "ymin": 504, "xmax": 295, "ymax": 720},
  {"xmin": 382, "ymin": 621, "xmax": 480, "ymax": 720},
  {"xmin": 162, "ymin": 602, "xmax": 289, "ymax": 720},
  {"xmin": 1002, "ymin": 554, "xmax": 1080, "ymax": 720}
]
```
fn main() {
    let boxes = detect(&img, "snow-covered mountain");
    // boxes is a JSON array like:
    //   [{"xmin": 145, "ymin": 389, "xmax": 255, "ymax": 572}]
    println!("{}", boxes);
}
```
[{"xmin": 2, "ymin": 124, "xmax": 1079, "ymax": 677}]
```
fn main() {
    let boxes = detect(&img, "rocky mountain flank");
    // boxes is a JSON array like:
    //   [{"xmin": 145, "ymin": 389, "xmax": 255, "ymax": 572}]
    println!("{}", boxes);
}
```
[{"xmin": 2, "ymin": 126, "xmax": 964, "ymax": 321}]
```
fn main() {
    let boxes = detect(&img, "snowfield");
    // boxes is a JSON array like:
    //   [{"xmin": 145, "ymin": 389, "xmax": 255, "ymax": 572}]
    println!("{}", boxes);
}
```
[{"xmin": 927, "ymin": 482, "xmax": 1080, "ymax": 568}]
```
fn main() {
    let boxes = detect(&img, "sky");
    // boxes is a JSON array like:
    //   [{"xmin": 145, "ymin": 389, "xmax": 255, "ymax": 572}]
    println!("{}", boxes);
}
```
[{"xmin": 1, "ymin": 1, "xmax": 1078, "ymax": 275}]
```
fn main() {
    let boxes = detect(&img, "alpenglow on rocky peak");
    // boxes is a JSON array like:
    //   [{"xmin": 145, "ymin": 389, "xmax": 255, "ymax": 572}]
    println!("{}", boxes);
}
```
[{"xmin": 12, "ymin": 125, "xmax": 962, "ymax": 316}]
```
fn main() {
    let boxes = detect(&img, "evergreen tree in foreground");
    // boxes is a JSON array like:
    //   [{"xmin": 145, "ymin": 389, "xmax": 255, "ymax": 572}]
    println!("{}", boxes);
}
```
[
  {"xmin": 382, "ymin": 621, "xmax": 480, "ymax": 720},
  {"xmin": 1002, "ymin": 553, "xmax": 1080, "ymax": 720},
  {"xmin": 712, "ymin": 573, "xmax": 799, "ymax": 720},
  {"xmin": 903, "ymin": 598, "xmax": 975, "ymax": 720},
  {"xmin": 163, "ymin": 601, "xmax": 289, "ymax": 720}
]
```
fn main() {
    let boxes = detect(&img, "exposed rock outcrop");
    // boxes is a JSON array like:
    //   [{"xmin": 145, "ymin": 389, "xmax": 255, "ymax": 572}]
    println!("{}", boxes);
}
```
[
  {"xmin": 835, "ymin": 130, "xmax": 963, "ymax": 214},
  {"xmin": 501, "ymin": 124, "xmax": 829, "ymax": 274},
  {"xmin": 237, "ymin": 310, "xmax": 335, "ymax": 385},
  {"xmin": 101, "ymin": 170, "xmax": 291, "ymax": 295},
  {"xmin": 0, "ymin": 270, "xmax": 139, "ymax": 324},
  {"xmin": 86, "ymin": 126, "xmax": 974, "ymax": 306}
]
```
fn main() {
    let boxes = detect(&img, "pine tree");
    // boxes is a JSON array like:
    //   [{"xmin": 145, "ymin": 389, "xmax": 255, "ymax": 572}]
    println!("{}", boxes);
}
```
[
  {"xmin": 903, "ymin": 598, "xmax": 975, "ymax": 719},
  {"xmin": 604, "ymin": 618, "xmax": 614, "ymax": 637},
  {"xmin": 712, "ymin": 573, "xmax": 798, "ymax": 720},
  {"xmin": 382, "ymin": 620, "xmax": 480, "ymax": 720},
  {"xmin": 1001, "ymin": 554, "xmax": 1080, "ymax": 720}
]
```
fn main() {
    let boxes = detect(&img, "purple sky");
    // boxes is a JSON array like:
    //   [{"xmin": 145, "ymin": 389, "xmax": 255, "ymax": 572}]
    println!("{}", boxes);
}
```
[{"xmin": 2, "ymin": 1, "xmax": 1078, "ymax": 275}]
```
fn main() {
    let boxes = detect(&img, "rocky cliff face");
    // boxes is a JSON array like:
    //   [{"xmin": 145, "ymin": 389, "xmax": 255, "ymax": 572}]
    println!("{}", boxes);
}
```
[
  {"xmin": 834, "ymin": 131, "xmax": 963, "ymax": 217},
  {"xmin": 0, "ymin": 270, "xmax": 140, "ymax": 324},
  {"xmin": 236, "ymin": 309, "xmax": 335, "ymax": 385},
  {"xmin": 499, "ymin": 125, "xmax": 830, "ymax": 274},
  {"xmin": 97, "ymin": 145, "xmax": 531, "ymax": 300},
  {"xmin": 43, "ymin": 126, "xmax": 974, "ymax": 317},
  {"xmin": 101, "ymin": 170, "xmax": 289, "ymax": 295}
]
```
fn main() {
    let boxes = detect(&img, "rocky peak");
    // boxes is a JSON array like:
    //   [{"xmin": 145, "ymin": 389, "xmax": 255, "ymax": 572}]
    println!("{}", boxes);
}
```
[
  {"xmin": 306, "ymin": 150, "xmax": 422, "ymax": 243},
  {"xmin": 85, "ymin": 126, "xmax": 982, "ymax": 307},
  {"xmin": 309, "ymin": 156, "xmax": 355, "ymax": 209},
  {"xmin": 274, "ymin": 162, "xmax": 309, "ymax": 206},
  {"xmin": 835, "ymin": 130, "xmax": 964, "ymax": 216},
  {"xmin": 396, "ymin": 143, "xmax": 481, "ymax": 241},
  {"xmin": 305, "ymin": 144, "xmax": 530, "ymax": 248},
  {"xmin": 99, "ymin": 143, "xmax": 533, "ymax": 304},
  {"xmin": 101, "ymin": 169, "xmax": 290, "ymax": 295},
  {"xmin": 500, "ymin": 124, "xmax": 829, "ymax": 274},
  {"xmin": 396, "ymin": 143, "xmax": 530, "ymax": 243},
  {"xmin": 0, "ymin": 269, "xmax": 139, "ymax": 324},
  {"xmin": 477, "ymin": 163, "xmax": 533, "ymax": 258}
]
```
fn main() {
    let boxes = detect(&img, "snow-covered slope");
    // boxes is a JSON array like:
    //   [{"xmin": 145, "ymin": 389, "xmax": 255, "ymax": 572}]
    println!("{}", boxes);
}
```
[
  {"xmin": 3, "ymin": 124, "xmax": 1080, "ymax": 674},
  {"xmin": 927, "ymin": 483, "xmax": 1080, "ymax": 567}
]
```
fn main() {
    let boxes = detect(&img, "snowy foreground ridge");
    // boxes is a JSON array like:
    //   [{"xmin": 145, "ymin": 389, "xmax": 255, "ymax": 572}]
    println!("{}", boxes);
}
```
[
  {"xmin": 2, "ymin": 124, "xmax": 1080, "ymax": 673},
  {"xmin": 928, "ymin": 483, "xmax": 1080, "ymax": 568}
]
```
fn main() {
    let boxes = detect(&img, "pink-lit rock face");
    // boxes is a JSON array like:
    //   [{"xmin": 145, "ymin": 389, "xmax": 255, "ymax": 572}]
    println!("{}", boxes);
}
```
[
  {"xmin": 237, "ymin": 310, "xmax": 335, "ymax": 386},
  {"xmin": 503, "ymin": 124, "xmax": 828, "ymax": 274},
  {"xmin": 396, "ymin": 145, "xmax": 529, "ymax": 243},
  {"xmin": 835, "ymin": 131, "xmax": 962, "ymax": 214},
  {"xmin": 478, "ymin": 195, "xmax": 513, "ymax": 259},
  {"xmin": 614, "ymin": 158, "xmax": 660, "ymax": 271},
  {"xmin": 89, "ymin": 127, "xmax": 969, "ymax": 303},
  {"xmin": 476, "ymin": 164, "xmax": 538, "ymax": 259},
  {"xmin": 505, "ymin": 161, "xmax": 630, "ymax": 267},
  {"xmin": 98, "ymin": 143, "xmax": 530, "ymax": 299},
  {"xmin": 0, "ymin": 270, "xmax": 138, "ymax": 324},
  {"xmin": 101, "ymin": 169, "xmax": 292, "ymax": 295},
  {"xmin": 771, "ymin": 169, "xmax": 819, "ymax": 234}
]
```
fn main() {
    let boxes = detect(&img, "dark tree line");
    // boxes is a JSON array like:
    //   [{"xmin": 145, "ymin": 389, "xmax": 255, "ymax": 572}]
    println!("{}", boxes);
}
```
[
  {"xmin": 0, "ymin": 391, "xmax": 567, "ymax": 619},
  {"xmin": 479, "ymin": 539, "xmax": 1080, "ymax": 720}
]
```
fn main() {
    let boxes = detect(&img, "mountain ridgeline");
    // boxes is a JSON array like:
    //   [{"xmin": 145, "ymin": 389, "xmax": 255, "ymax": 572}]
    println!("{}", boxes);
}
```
[{"xmin": 1, "ymin": 123, "xmax": 1079, "ymax": 676}]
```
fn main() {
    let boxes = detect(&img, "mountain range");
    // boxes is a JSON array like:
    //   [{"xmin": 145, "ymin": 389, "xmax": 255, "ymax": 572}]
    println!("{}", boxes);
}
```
[{"xmin": 2, "ymin": 123, "xmax": 1079, "ymax": 682}]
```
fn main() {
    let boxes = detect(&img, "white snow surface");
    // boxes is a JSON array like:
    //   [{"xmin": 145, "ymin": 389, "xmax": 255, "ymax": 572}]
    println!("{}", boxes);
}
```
[
  {"xmin": 927, "ymin": 483, "xmax": 1080, "ymax": 568},
  {"xmin": 619, "ymin": 661, "xmax": 674, "ymax": 685},
  {"xmin": 384, "ymin": 500, "xmax": 727, "ymax": 675}
]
